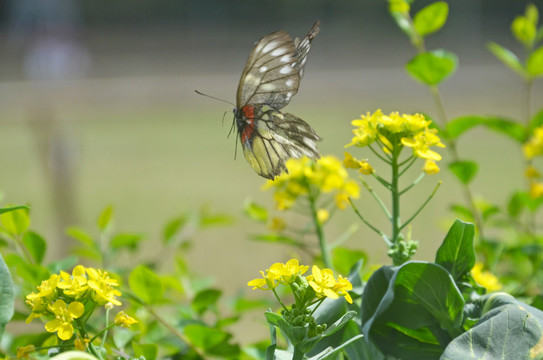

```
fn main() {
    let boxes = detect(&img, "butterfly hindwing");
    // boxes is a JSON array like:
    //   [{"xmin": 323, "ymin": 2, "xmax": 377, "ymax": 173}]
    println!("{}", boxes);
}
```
[{"xmin": 235, "ymin": 22, "xmax": 321, "ymax": 180}]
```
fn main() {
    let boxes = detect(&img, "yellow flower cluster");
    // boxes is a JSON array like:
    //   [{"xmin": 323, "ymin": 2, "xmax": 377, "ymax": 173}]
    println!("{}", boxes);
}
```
[
  {"xmin": 471, "ymin": 262, "xmax": 502, "ymax": 292},
  {"xmin": 347, "ymin": 109, "xmax": 445, "ymax": 174},
  {"xmin": 248, "ymin": 259, "xmax": 353, "ymax": 304},
  {"xmin": 264, "ymin": 156, "xmax": 360, "ymax": 210},
  {"xmin": 26, "ymin": 265, "xmax": 135, "ymax": 341}
]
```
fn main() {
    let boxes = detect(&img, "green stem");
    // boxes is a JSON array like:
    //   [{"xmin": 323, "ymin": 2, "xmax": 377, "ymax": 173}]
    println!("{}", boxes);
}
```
[
  {"xmin": 348, "ymin": 198, "xmax": 389, "ymax": 245},
  {"xmin": 308, "ymin": 298, "xmax": 326, "ymax": 317},
  {"xmin": 391, "ymin": 145, "xmax": 401, "ymax": 246},
  {"xmin": 101, "ymin": 306, "xmax": 110, "ymax": 348},
  {"xmin": 363, "ymin": 176, "xmax": 392, "ymax": 219},
  {"xmin": 76, "ymin": 320, "xmax": 102, "ymax": 359},
  {"xmin": 369, "ymin": 143, "xmax": 392, "ymax": 164},
  {"xmin": 308, "ymin": 190, "xmax": 332, "ymax": 269},
  {"xmin": 316, "ymin": 334, "xmax": 365, "ymax": 359},
  {"xmin": 293, "ymin": 346, "xmax": 305, "ymax": 360},
  {"xmin": 89, "ymin": 323, "xmax": 115, "ymax": 344},
  {"xmin": 274, "ymin": 287, "xmax": 289, "ymax": 311},
  {"xmin": 399, "ymin": 181, "xmax": 442, "ymax": 231},
  {"xmin": 399, "ymin": 173, "xmax": 425, "ymax": 195}
]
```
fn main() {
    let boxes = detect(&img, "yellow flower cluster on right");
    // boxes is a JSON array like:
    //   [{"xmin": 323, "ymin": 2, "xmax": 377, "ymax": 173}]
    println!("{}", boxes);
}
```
[{"xmin": 346, "ymin": 109, "xmax": 445, "ymax": 174}]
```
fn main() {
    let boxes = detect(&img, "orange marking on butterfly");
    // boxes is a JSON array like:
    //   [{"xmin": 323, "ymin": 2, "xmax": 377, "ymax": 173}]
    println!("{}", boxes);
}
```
[{"xmin": 241, "ymin": 105, "xmax": 255, "ymax": 143}]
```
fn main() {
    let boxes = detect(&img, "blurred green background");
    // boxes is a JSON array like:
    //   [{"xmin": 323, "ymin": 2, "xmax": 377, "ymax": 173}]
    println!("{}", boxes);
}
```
[{"xmin": 0, "ymin": 0, "xmax": 542, "ymax": 343}]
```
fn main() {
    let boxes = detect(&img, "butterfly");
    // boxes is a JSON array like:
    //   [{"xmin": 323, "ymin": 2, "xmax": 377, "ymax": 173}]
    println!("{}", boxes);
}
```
[{"xmin": 234, "ymin": 21, "xmax": 321, "ymax": 180}]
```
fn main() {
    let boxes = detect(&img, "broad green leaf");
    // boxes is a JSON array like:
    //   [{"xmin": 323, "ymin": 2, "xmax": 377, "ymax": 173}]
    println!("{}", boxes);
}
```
[
  {"xmin": 249, "ymin": 233, "xmax": 299, "ymax": 246},
  {"xmin": 110, "ymin": 233, "xmax": 143, "ymax": 251},
  {"xmin": 332, "ymin": 247, "xmax": 367, "ymax": 276},
  {"xmin": 0, "ymin": 207, "xmax": 29, "ymax": 237},
  {"xmin": 192, "ymin": 288, "xmax": 221, "ymax": 315},
  {"xmin": 448, "ymin": 160, "xmax": 478, "ymax": 185},
  {"xmin": 442, "ymin": 293, "xmax": 543, "ymax": 359},
  {"xmin": 184, "ymin": 324, "xmax": 240, "ymax": 356},
  {"xmin": 50, "ymin": 351, "xmax": 100, "ymax": 360},
  {"xmin": 361, "ymin": 263, "xmax": 465, "ymax": 359},
  {"xmin": 487, "ymin": 42, "xmax": 526, "ymax": 77},
  {"xmin": 97, "ymin": 205, "xmax": 113, "ymax": 232},
  {"xmin": 446, "ymin": 115, "xmax": 526, "ymax": 142},
  {"xmin": 0, "ymin": 254, "xmax": 14, "ymax": 340},
  {"xmin": 0, "ymin": 205, "xmax": 29, "ymax": 216},
  {"xmin": 113, "ymin": 327, "xmax": 136, "ymax": 349},
  {"xmin": 435, "ymin": 220, "xmax": 476, "ymax": 281},
  {"xmin": 16, "ymin": 261, "xmax": 50, "ymax": 287},
  {"xmin": 405, "ymin": 50, "xmax": 457, "ymax": 85},
  {"xmin": 243, "ymin": 200, "xmax": 268, "ymax": 222},
  {"xmin": 129, "ymin": 265, "xmax": 163, "ymax": 304},
  {"xmin": 527, "ymin": 45, "xmax": 543, "ymax": 77},
  {"xmin": 22, "ymin": 231, "xmax": 47, "ymax": 264},
  {"xmin": 413, "ymin": 1, "xmax": 448, "ymax": 37},
  {"xmin": 132, "ymin": 343, "xmax": 158, "ymax": 360},
  {"xmin": 512, "ymin": 15, "xmax": 537, "ymax": 48},
  {"xmin": 162, "ymin": 216, "xmax": 187, "ymax": 244}
]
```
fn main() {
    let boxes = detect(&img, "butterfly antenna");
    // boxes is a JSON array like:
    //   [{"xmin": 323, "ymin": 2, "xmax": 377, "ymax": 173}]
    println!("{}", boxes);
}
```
[{"xmin": 194, "ymin": 90, "xmax": 235, "ymax": 106}]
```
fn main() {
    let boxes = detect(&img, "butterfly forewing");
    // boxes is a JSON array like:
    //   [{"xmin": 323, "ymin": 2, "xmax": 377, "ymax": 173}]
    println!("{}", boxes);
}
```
[{"xmin": 235, "ymin": 21, "xmax": 321, "ymax": 180}]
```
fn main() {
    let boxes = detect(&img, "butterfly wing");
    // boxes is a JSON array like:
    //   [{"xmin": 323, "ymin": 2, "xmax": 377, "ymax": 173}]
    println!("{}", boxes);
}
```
[
  {"xmin": 236, "ymin": 21, "xmax": 320, "ymax": 110},
  {"xmin": 241, "ymin": 106, "xmax": 321, "ymax": 179}
]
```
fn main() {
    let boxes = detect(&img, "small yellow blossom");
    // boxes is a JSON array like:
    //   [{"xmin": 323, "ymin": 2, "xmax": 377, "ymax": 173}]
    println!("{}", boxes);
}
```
[
  {"xmin": 343, "ymin": 152, "xmax": 374, "ymax": 175},
  {"xmin": 45, "ymin": 300, "xmax": 84, "ymax": 340},
  {"xmin": 525, "ymin": 165, "xmax": 541, "ymax": 178},
  {"xmin": 57, "ymin": 265, "xmax": 88, "ymax": 298},
  {"xmin": 471, "ymin": 263, "xmax": 502, "ymax": 292},
  {"xmin": 86, "ymin": 267, "xmax": 122, "ymax": 306},
  {"xmin": 25, "ymin": 295, "xmax": 48, "ymax": 323},
  {"xmin": 114, "ymin": 311, "xmax": 139, "ymax": 328},
  {"xmin": 307, "ymin": 265, "xmax": 353, "ymax": 303},
  {"xmin": 247, "ymin": 270, "xmax": 278, "ymax": 290},
  {"xmin": 423, "ymin": 159, "xmax": 440, "ymax": 175},
  {"xmin": 74, "ymin": 338, "xmax": 90, "ymax": 350},
  {"xmin": 530, "ymin": 181, "xmax": 543, "ymax": 199},
  {"xmin": 16, "ymin": 345, "xmax": 35, "ymax": 359},
  {"xmin": 317, "ymin": 209, "xmax": 330, "ymax": 224},
  {"xmin": 523, "ymin": 126, "xmax": 543, "ymax": 159},
  {"xmin": 268, "ymin": 217, "xmax": 286, "ymax": 232},
  {"xmin": 248, "ymin": 259, "xmax": 309, "ymax": 290},
  {"xmin": 26, "ymin": 274, "xmax": 59, "ymax": 301}
]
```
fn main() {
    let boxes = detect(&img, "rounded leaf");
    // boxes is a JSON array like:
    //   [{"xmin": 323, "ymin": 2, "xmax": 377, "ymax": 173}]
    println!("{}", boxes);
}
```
[
  {"xmin": 413, "ymin": 1, "xmax": 449, "ymax": 37},
  {"xmin": 527, "ymin": 45, "xmax": 543, "ymax": 77},
  {"xmin": 405, "ymin": 50, "xmax": 457, "ymax": 85},
  {"xmin": 128, "ymin": 265, "xmax": 164, "ymax": 304}
]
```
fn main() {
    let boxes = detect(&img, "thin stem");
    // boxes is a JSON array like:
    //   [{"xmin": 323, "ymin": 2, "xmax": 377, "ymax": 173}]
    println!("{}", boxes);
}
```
[
  {"xmin": 400, "ymin": 181, "xmax": 442, "ymax": 232},
  {"xmin": 398, "ymin": 154, "xmax": 416, "ymax": 168},
  {"xmin": 317, "ymin": 334, "xmax": 365, "ymax": 359},
  {"xmin": 372, "ymin": 172, "xmax": 392, "ymax": 190},
  {"xmin": 391, "ymin": 145, "xmax": 402, "ymax": 245},
  {"xmin": 308, "ymin": 298, "xmax": 326, "ymax": 317},
  {"xmin": 275, "ymin": 287, "xmax": 289, "ymax": 311},
  {"xmin": 308, "ymin": 190, "xmax": 332, "ymax": 269},
  {"xmin": 76, "ymin": 320, "xmax": 102, "ymax": 359},
  {"xmin": 101, "ymin": 306, "xmax": 110, "ymax": 347},
  {"xmin": 369, "ymin": 143, "xmax": 392, "ymax": 164},
  {"xmin": 147, "ymin": 306, "xmax": 206, "ymax": 358},
  {"xmin": 399, "ymin": 173, "xmax": 426, "ymax": 196},
  {"xmin": 362, "ymin": 176, "xmax": 392, "ymax": 219},
  {"xmin": 89, "ymin": 323, "xmax": 115, "ymax": 344},
  {"xmin": 349, "ymin": 198, "xmax": 390, "ymax": 246}
]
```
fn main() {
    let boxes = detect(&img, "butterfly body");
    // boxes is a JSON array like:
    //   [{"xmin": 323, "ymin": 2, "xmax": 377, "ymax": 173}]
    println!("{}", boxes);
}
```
[{"xmin": 234, "ymin": 22, "xmax": 321, "ymax": 180}]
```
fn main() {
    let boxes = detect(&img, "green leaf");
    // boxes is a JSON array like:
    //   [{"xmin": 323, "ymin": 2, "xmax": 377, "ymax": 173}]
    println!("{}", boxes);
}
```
[
  {"xmin": 50, "ymin": 351, "xmax": 100, "ymax": 360},
  {"xmin": 413, "ymin": 1, "xmax": 448, "ymax": 37},
  {"xmin": 435, "ymin": 220, "xmax": 476, "ymax": 281},
  {"xmin": 405, "ymin": 49, "xmax": 457, "ymax": 85},
  {"xmin": 65, "ymin": 227, "xmax": 94, "ymax": 247},
  {"xmin": 22, "ymin": 231, "xmax": 47, "ymax": 264},
  {"xmin": 110, "ymin": 233, "xmax": 143, "ymax": 251},
  {"xmin": 184, "ymin": 324, "xmax": 240, "ymax": 356},
  {"xmin": 529, "ymin": 108, "xmax": 543, "ymax": 131},
  {"xmin": 332, "ymin": 247, "xmax": 367, "ymax": 276},
  {"xmin": 448, "ymin": 160, "xmax": 478, "ymax": 184},
  {"xmin": 526, "ymin": 4, "xmax": 539, "ymax": 25},
  {"xmin": 442, "ymin": 293, "xmax": 543, "ymax": 359},
  {"xmin": 0, "ymin": 207, "xmax": 30, "ymax": 237},
  {"xmin": 162, "ymin": 216, "xmax": 187, "ymax": 244},
  {"xmin": 129, "ymin": 265, "xmax": 164, "ymax": 304},
  {"xmin": 487, "ymin": 42, "xmax": 526, "ymax": 77},
  {"xmin": 132, "ymin": 343, "xmax": 158, "ymax": 360},
  {"xmin": 243, "ymin": 200, "xmax": 268, "ymax": 222},
  {"xmin": 527, "ymin": 45, "xmax": 543, "ymax": 77},
  {"xmin": 97, "ymin": 205, "xmax": 113, "ymax": 232},
  {"xmin": 512, "ymin": 15, "xmax": 537, "ymax": 48},
  {"xmin": 198, "ymin": 208, "xmax": 235, "ymax": 228},
  {"xmin": 192, "ymin": 288, "xmax": 222, "ymax": 315},
  {"xmin": 0, "ymin": 205, "xmax": 29, "ymax": 216},
  {"xmin": 507, "ymin": 191, "xmax": 543, "ymax": 216},
  {"xmin": 361, "ymin": 262, "xmax": 465, "ymax": 359},
  {"xmin": 0, "ymin": 254, "xmax": 14, "ymax": 340},
  {"xmin": 446, "ymin": 115, "xmax": 526, "ymax": 142},
  {"xmin": 249, "ymin": 233, "xmax": 299, "ymax": 246}
]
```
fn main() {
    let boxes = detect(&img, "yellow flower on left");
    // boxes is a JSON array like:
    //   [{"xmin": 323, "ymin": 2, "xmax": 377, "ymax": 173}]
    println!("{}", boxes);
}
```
[{"xmin": 45, "ymin": 299, "xmax": 84, "ymax": 340}]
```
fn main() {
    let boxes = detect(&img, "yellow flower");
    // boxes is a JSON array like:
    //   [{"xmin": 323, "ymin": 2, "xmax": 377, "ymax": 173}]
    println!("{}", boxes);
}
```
[
  {"xmin": 307, "ymin": 266, "xmax": 353, "ymax": 303},
  {"xmin": 26, "ymin": 274, "xmax": 59, "ymax": 300},
  {"xmin": 333, "ymin": 275, "xmax": 353, "ymax": 304},
  {"xmin": 530, "ymin": 181, "xmax": 543, "ymax": 199},
  {"xmin": 317, "ymin": 209, "xmax": 330, "ymax": 224},
  {"xmin": 25, "ymin": 295, "xmax": 48, "ymax": 323},
  {"xmin": 343, "ymin": 152, "xmax": 374, "ymax": 175},
  {"xmin": 471, "ymin": 263, "xmax": 502, "ymax": 292},
  {"xmin": 74, "ymin": 338, "xmax": 90, "ymax": 350},
  {"xmin": 45, "ymin": 300, "xmax": 84, "ymax": 340},
  {"xmin": 525, "ymin": 165, "xmax": 541, "ymax": 178},
  {"xmin": 265, "ymin": 156, "xmax": 360, "ymax": 211},
  {"xmin": 114, "ymin": 311, "xmax": 139, "ymax": 328},
  {"xmin": 16, "ymin": 345, "xmax": 35, "ymax": 359},
  {"xmin": 423, "ymin": 159, "xmax": 440, "ymax": 175},
  {"xmin": 401, "ymin": 128, "xmax": 445, "ymax": 161},
  {"xmin": 268, "ymin": 216, "xmax": 286, "ymax": 232},
  {"xmin": 247, "ymin": 270, "xmax": 278, "ymax": 290},
  {"xmin": 86, "ymin": 267, "xmax": 122, "ymax": 306},
  {"xmin": 523, "ymin": 126, "xmax": 543, "ymax": 159},
  {"xmin": 57, "ymin": 265, "xmax": 88, "ymax": 298},
  {"xmin": 248, "ymin": 259, "xmax": 309, "ymax": 290}
]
